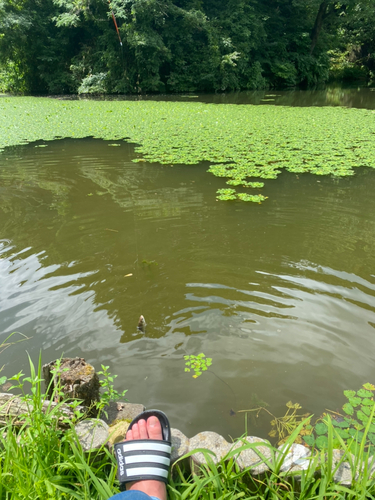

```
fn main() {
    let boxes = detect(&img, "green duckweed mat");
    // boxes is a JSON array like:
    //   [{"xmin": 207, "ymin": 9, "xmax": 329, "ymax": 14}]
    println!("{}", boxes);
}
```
[{"xmin": 1, "ymin": 97, "xmax": 374, "ymax": 202}]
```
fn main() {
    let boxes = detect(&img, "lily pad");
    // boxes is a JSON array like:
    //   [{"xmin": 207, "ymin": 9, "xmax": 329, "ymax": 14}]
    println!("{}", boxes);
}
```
[{"xmin": 2, "ymin": 97, "xmax": 375, "ymax": 202}]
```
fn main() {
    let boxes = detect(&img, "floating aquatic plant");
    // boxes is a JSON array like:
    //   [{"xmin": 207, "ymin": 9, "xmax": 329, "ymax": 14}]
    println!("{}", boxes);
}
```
[
  {"xmin": 304, "ymin": 383, "xmax": 375, "ymax": 451},
  {"xmin": 1, "ymin": 97, "xmax": 375, "ymax": 202},
  {"xmin": 184, "ymin": 353, "xmax": 212, "ymax": 378},
  {"xmin": 216, "ymin": 188, "xmax": 267, "ymax": 203},
  {"xmin": 216, "ymin": 188, "xmax": 237, "ymax": 200},
  {"xmin": 239, "ymin": 382, "xmax": 375, "ymax": 450},
  {"xmin": 237, "ymin": 193, "xmax": 268, "ymax": 203}
]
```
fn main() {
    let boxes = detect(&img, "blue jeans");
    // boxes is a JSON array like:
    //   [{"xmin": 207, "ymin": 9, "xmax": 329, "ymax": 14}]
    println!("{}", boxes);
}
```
[{"xmin": 108, "ymin": 492, "xmax": 160, "ymax": 500}]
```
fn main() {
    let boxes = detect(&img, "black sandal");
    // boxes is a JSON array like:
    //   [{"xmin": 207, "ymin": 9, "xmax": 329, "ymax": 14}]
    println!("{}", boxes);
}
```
[{"xmin": 114, "ymin": 410, "xmax": 171, "ymax": 485}]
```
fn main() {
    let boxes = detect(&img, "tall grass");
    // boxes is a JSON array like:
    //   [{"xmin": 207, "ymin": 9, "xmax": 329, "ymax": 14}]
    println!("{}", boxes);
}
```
[
  {"xmin": 0, "ymin": 355, "xmax": 120, "ymax": 500},
  {"xmin": 169, "ymin": 414, "xmax": 375, "ymax": 500},
  {"xmin": 1, "ymin": 352, "xmax": 375, "ymax": 499}
]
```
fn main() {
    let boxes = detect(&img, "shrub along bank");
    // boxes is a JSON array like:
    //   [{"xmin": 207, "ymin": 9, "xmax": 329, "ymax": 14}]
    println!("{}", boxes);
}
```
[{"xmin": 1, "ymin": 0, "xmax": 375, "ymax": 94}]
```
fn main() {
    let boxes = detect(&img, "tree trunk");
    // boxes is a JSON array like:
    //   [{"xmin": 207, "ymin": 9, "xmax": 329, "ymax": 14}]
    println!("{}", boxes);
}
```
[
  {"xmin": 0, "ymin": 392, "xmax": 86, "ymax": 428},
  {"xmin": 43, "ymin": 357, "xmax": 100, "ymax": 410},
  {"xmin": 310, "ymin": 0, "xmax": 329, "ymax": 55}
]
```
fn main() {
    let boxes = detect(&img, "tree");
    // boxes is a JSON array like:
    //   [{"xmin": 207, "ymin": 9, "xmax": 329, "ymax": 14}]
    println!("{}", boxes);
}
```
[{"xmin": 0, "ymin": 0, "xmax": 80, "ymax": 92}]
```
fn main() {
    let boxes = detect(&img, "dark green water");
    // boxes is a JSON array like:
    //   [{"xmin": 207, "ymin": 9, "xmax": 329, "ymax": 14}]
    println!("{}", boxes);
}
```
[
  {"xmin": 1, "ymin": 90, "xmax": 375, "ymax": 441},
  {"xmin": 82, "ymin": 85, "xmax": 375, "ymax": 109}
]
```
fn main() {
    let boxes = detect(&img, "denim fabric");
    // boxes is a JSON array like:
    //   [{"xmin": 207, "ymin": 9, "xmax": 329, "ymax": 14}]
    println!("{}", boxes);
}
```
[{"xmin": 108, "ymin": 491, "xmax": 160, "ymax": 500}]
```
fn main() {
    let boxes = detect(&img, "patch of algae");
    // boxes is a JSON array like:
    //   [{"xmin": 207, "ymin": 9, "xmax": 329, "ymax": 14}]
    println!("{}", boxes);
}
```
[{"xmin": 1, "ymin": 97, "xmax": 375, "ymax": 202}]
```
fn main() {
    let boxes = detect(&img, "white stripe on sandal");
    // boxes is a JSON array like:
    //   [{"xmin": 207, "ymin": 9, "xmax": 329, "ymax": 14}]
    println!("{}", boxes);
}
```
[
  {"xmin": 126, "ymin": 467, "xmax": 169, "ymax": 478},
  {"xmin": 120, "ymin": 442, "xmax": 171, "ymax": 453},
  {"xmin": 125, "ymin": 455, "xmax": 170, "ymax": 466}
]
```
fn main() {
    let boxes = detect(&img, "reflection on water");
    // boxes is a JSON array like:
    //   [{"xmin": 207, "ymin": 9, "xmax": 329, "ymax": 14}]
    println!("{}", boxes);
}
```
[
  {"xmin": 1, "ymin": 134, "xmax": 375, "ymax": 440},
  {"xmin": 70, "ymin": 86, "xmax": 375, "ymax": 109}
]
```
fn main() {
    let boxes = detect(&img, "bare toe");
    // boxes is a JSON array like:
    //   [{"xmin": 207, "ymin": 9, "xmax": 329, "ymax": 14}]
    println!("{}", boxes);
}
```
[
  {"xmin": 138, "ymin": 419, "xmax": 148, "ymax": 439},
  {"xmin": 147, "ymin": 416, "xmax": 163, "ymax": 440},
  {"xmin": 131, "ymin": 422, "xmax": 140, "ymax": 440}
]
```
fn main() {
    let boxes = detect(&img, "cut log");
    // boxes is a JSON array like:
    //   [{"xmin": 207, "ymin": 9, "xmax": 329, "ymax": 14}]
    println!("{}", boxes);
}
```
[{"xmin": 0, "ymin": 392, "xmax": 86, "ymax": 428}]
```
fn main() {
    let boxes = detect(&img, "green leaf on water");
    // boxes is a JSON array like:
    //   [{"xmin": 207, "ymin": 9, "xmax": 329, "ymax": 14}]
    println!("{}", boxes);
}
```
[
  {"xmin": 333, "ymin": 419, "xmax": 349, "ymax": 428},
  {"xmin": 357, "ymin": 410, "xmax": 369, "ymax": 423},
  {"xmin": 315, "ymin": 423, "xmax": 328, "ymax": 435},
  {"xmin": 316, "ymin": 436, "xmax": 328, "ymax": 449},
  {"xmin": 349, "ymin": 397, "xmax": 362, "ymax": 407},
  {"xmin": 357, "ymin": 389, "xmax": 373, "ymax": 398},
  {"xmin": 355, "ymin": 431, "xmax": 364, "ymax": 442},
  {"xmin": 343, "ymin": 390, "xmax": 356, "ymax": 399},
  {"xmin": 335, "ymin": 429, "xmax": 351, "ymax": 439},
  {"xmin": 343, "ymin": 403, "xmax": 354, "ymax": 415},
  {"xmin": 303, "ymin": 435, "xmax": 315, "ymax": 447},
  {"xmin": 362, "ymin": 398, "xmax": 374, "ymax": 415}
]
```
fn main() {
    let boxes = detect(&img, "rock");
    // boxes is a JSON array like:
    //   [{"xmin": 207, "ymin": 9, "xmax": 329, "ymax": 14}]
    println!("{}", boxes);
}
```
[
  {"xmin": 232, "ymin": 436, "xmax": 272, "ymax": 475},
  {"xmin": 332, "ymin": 449, "xmax": 353, "ymax": 486},
  {"xmin": 108, "ymin": 420, "xmax": 130, "ymax": 447},
  {"xmin": 43, "ymin": 358, "xmax": 100, "ymax": 410},
  {"xmin": 171, "ymin": 428, "xmax": 190, "ymax": 463},
  {"xmin": 189, "ymin": 431, "xmax": 231, "ymax": 466},
  {"xmin": 277, "ymin": 444, "xmax": 311, "ymax": 472},
  {"xmin": 75, "ymin": 418, "xmax": 109, "ymax": 452},
  {"xmin": 101, "ymin": 401, "xmax": 145, "ymax": 425}
]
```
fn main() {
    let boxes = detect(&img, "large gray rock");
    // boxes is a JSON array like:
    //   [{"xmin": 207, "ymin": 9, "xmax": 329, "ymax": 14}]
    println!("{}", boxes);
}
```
[
  {"xmin": 75, "ymin": 418, "xmax": 109, "ymax": 452},
  {"xmin": 232, "ymin": 436, "xmax": 272, "ymax": 475},
  {"xmin": 277, "ymin": 443, "xmax": 311, "ymax": 473},
  {"xmin": 189, "ymin": 431, "xmax": 231, "ymax": 466},
  {"xmin": 101, "ymin": 401, "xmax": 145, "ymax": 425},
  {"xmin": 171, "ymin": 428, "xmax": 190, "ymax": 463}
]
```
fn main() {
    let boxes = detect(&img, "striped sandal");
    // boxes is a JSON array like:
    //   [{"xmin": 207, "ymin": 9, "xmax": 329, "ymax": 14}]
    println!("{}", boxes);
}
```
[{"xmin": 114, "ymin": 410, "xmax": 172, "ymax": 486}]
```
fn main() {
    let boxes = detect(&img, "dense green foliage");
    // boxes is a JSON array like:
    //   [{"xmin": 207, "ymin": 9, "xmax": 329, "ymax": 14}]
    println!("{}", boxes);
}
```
[
  {"xmin": 1, "ymin": 97, "xmax": 375, "ymax": 201},
  {"xmin": 0, "ymin": 0, "xmax": 374, "ymax": 94}
]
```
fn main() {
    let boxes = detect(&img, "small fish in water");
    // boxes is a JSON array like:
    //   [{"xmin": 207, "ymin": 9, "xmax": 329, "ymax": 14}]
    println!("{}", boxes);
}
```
[
  {"xmin": 137, "ymin": 315, "xmax": 146, "ymax": 332},
  {"xmin": 229, "ymin": 409, "xmax": 236, "ymax": 416}
]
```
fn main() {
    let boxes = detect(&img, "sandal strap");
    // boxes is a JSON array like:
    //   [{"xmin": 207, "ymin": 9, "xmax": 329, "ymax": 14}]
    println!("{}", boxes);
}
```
[{"xmin": 115, "ymin": 439, "xmax": 172, "ymax": 484}]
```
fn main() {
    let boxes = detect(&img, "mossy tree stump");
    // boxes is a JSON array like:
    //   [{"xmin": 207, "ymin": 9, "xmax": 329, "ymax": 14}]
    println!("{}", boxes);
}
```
[{"xmin": 43, "ymin": 357, "xmax": 100, "ymax": 411}]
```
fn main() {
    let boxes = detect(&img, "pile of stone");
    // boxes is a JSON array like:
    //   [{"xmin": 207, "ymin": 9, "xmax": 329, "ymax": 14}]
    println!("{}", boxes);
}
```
[
  {"xmin": 0, "ymin": 358, "xmax": 362, "ymax": 486},
  {"xmin": 76, "ymin": 405, "xmax": 357, "ymax": 486}
]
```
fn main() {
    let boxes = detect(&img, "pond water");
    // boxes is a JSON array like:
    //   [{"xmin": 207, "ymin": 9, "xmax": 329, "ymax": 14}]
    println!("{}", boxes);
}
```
[
  {"xmin": 1, "ymin": 89, "xmax": 375, "ymax": 441},
  {"xmin": 78, "ymin": 85, "xmax": 375, "ymax": 109}
]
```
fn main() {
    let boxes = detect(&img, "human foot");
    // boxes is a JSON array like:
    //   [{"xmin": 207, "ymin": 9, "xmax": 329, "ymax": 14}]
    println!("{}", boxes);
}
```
[{"xmin": 125, "ymin": 416, "xmax": 167, "ymax": 500}]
